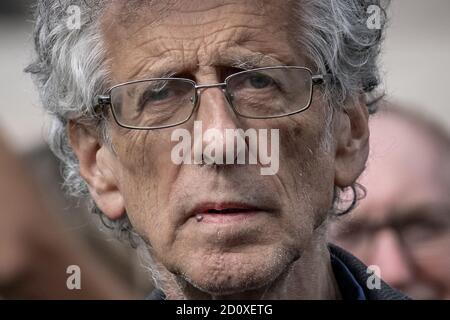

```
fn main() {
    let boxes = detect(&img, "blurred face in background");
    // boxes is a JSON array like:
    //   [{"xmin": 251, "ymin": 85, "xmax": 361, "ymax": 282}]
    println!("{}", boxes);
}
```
[{"xmin": 330, "ymin": 110, "xmax": 450, "ymax": 299}]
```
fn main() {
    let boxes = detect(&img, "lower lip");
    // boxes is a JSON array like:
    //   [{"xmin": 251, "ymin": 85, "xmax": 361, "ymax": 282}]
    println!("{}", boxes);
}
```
[{"xmin": 194, "ymin": 212, "xmax": 259, "ymax": 224}]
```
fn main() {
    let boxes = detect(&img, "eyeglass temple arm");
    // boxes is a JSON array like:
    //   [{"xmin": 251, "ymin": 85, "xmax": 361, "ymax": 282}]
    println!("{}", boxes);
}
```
[
  {"xmin": 312, "ymin": 73, "xmax": 333, "ymax": 85},
  {"xmin": 91, "ymin": 95, "xmax": 111, "ymax": 114},
  {"xmin": 97, "ymin": 95, "xmax": 111, "ymax": 106}
]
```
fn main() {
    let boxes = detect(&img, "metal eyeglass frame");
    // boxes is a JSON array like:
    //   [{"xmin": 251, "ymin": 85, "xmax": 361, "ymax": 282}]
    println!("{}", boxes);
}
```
[{"xmin": 96, "ymin": 66, "xmax": 329, "ymax": 130}]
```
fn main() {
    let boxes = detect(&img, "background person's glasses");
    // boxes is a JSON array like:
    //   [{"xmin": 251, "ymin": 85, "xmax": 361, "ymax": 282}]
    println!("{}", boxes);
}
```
[{"xmin": 97, "ymin": 66, "xmax": 328, "ymax": 130}]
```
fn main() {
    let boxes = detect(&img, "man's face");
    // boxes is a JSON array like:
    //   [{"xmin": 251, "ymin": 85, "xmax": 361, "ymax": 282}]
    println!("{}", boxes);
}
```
[
  {"xmin": 331, "ymin": 112, "xmax": 450, "ymax": 299},
  {"xmin": 91, "ymin": 0, "xmax": 349, "ymax": 295}
]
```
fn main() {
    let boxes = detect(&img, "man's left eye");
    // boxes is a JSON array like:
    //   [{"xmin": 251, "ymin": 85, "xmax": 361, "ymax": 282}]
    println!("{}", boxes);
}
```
[
  {"xmin": 248, "ymin": 74, "xmax": 275, "ymax": 89},
  {"xmin": 148, "ymin": 88, "xmax": 171, "ymax": 101}
]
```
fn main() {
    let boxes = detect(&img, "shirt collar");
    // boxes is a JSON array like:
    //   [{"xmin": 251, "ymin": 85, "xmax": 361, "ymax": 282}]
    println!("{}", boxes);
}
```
[{"xmin": 330, "ymin": 252, "xmax": 367, "ymax": 300}]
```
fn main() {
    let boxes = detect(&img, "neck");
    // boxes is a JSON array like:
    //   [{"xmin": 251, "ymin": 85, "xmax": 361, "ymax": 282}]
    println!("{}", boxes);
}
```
[
  {"xmin": 260, "ymin": 238, "xmax": 342, "ymax": 300},
  {"xmin": 155, "ymin": 233, "xmax": 341, "ymax": 300}
]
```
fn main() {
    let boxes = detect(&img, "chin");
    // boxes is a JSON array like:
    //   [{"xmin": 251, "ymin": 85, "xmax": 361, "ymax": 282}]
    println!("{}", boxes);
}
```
[{"xmin": 178, "ymin": 246, "xmax": 296, "ymax": 296}]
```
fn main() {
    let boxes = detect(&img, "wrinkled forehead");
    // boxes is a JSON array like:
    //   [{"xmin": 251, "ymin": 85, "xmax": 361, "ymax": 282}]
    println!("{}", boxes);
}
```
[
  {"xmin": 103, "ymin": 0, "xmax": 291, "ymax": 33},
  {"xmin": 100, "ymin": 0, "xmax": 299, "ymax": 82}
]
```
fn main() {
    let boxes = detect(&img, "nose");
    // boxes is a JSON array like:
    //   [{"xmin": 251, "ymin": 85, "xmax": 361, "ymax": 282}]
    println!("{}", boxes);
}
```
[
  {"xmin": 368, "ymin": 228, "xmax": 414, "ymax": 288},
  {"xmin": 192, "ymin": 80, "xmax": 244, "ymax": 165}
]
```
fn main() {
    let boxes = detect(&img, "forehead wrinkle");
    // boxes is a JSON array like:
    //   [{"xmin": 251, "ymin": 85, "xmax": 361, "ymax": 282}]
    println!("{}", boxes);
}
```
[
  {"xmin": 129, "ymin": 22, "xmax": 274, "ymax": 60},
  {"xmin": 104, "ymin": 1, "xmax": 300, "ymax": 82},
  {"xmin": 108, "ymin": 0, "xmax": 276, "ymax": 42},
  {"xmin": 124, "ymin": 56, "xmax": 170, "ymax": 80},
  {"xmin": 121, "ymin": 40, "xmax": 295, "ymax": 82},
  {"xmin": 107, "ymin": 0, "xmax": 180, "ymax": 29},
  {"xmin": 106, "ymin": 0, "xmax": 292, "ymax": 44}
]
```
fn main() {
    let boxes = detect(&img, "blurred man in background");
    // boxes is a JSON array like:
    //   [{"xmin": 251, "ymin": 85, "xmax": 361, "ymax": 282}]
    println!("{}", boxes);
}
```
[{"xmin": 330, "ymin": 105, "xmax": 450, "ymax": 299}]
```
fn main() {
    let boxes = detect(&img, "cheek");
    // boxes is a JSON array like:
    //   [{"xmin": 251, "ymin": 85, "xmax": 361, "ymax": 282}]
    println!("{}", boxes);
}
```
[
  {"xmin": 277, "ymin": 107, "xmax": 336, "ymax": 210},
  {"xmin": 111, "ymin": 129, "xmax": 176, "ymax": 237}
]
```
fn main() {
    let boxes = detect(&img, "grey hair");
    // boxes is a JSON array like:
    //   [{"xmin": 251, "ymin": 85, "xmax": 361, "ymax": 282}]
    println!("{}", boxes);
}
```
[
  {"xmin": 296, "ymin": 0, "xmax": 388, "ymax": 112},
  {"xmin": 26, "ymin": 0, "xmax": 389, "ymax": 244}
]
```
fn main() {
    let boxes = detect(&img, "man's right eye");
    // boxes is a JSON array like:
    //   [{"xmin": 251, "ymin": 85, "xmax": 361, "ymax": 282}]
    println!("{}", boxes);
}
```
[
  {"xmin": 136, "ymin": 85, "xmax": 175, "ymax": 110},
  {"xmin": 143, "ymin": 87, "xmax": 171, "ymax": 103},
  {"xmin": 246, "ymin": 74, "xmax": 275, "ymax": 90}
]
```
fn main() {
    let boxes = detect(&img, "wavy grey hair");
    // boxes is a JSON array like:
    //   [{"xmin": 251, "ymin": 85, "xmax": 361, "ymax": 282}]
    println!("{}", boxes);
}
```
[{"xmin": 26, "ymin": 0, "xmax": 389, "ymax": 245}]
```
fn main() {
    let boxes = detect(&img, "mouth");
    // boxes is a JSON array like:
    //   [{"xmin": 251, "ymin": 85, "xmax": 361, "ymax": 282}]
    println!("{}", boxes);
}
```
[{"xmin": 189, "ymin": 202, "xmax": 263, "ymax": 224}]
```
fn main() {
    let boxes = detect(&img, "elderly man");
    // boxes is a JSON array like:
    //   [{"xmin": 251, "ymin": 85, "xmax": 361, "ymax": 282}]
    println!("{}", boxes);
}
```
[
  {"xmin": 26, "ymin": 0, "xmax": 407, "ymax": 299},
  {"xmin": 330, "ymin": 106, "xmax": 450, "ymax": 299}
]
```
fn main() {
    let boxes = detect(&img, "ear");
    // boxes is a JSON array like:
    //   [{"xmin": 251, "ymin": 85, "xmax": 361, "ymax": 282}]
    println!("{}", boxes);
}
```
[
  {"xmin": 334, "ymin": 95, "xmax": 370, "ymax": 187},
  {"xmin": 68, "ymin": 121, "xmax": 125, "ymax": 220}
]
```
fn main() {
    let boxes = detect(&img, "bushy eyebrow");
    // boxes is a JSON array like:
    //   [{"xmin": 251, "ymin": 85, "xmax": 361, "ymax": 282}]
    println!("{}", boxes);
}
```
[
  {"xmin": 229, "ymin": 54, "xmax": 268, "ymax": 70},
  {"xmin": 224, "ymin": 52, "xmax": 290, "ymax": 70},
  {"xmin": 129, "ymin": 50, "xmax": 293, "ymax": 81},
  {"xmin": 152, "ymin": 70, "xmax": 178, "ymax": 79},
  {"xmin": 131, "ymin": 66, "xmax": 178, "ymax": 81}
]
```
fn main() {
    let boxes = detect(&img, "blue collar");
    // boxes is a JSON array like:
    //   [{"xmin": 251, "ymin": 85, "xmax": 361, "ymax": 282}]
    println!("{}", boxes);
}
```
[{"xmin": 330, "ymin": 252, "xmax": 367, "ymax": 300}]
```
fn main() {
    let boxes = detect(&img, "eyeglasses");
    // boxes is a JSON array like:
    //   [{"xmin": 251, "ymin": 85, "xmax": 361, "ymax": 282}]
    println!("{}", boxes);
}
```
[
  {"xmin": 333, "ymin": 208, "xmax": 450, "ymax": 256},
  {"xmin": 96, "ymin": 66, "xmax": 328, "ymax": 130}
]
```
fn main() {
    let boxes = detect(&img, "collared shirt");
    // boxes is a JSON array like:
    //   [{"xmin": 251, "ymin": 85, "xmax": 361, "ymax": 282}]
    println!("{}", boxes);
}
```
[{"xmin": 330, "ymin": 252, "xmax": 366, "ymax": 300}]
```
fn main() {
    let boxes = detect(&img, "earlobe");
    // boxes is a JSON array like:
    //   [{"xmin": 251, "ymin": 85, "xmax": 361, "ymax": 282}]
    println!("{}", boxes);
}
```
[
  {"xmin": 67, "ymin": 121, "xmax": 125, "ymax": 220},
  {"xmin": 334, "ymin": 96, "xmax": 370, "ymax": 188}
]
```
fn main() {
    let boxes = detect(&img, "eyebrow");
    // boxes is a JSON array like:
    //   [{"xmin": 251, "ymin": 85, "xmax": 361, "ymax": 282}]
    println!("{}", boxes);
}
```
[
  {"xmin": 129, "ymin": 49, "xmax": 295, "ymax": 82},
  {"xmin": 337, "ymin": 218, "xmax": 368, "ymax": 234},
  {"xmin": 229, "ymin": 54, "xmax": 277, "ymax": 69},
  {"xmin": 222, "ymin": 51, "xmax": 294, "ymax": 70},
  {"xmin": 392, "ymin": 204, "xmax": 450, "ymax": 224},
  {"xmin": 345, "ymin": 204, "xmax": 450, "ymax": 231},
  {"xmin": 130, "ymin": 65, "xmax": 178, "ymax": 81}
]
